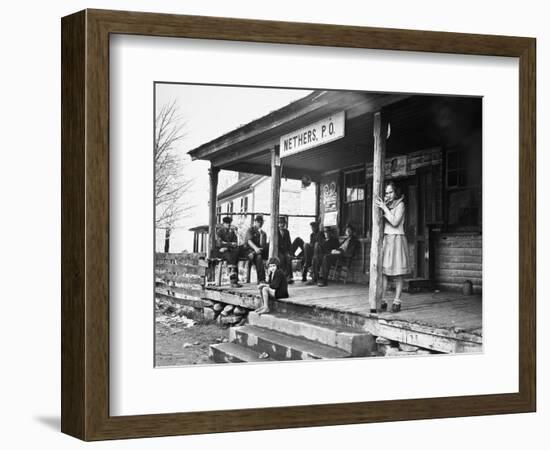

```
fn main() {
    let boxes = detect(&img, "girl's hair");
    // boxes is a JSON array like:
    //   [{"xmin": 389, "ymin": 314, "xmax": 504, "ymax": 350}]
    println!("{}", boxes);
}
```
[
  {"xmin": 385, "ymin": 180, "xmax": 402, "ymax": 199},
  {"xmin": 267, "ymin": 256, "xmax": 280, "ymax": 267}
]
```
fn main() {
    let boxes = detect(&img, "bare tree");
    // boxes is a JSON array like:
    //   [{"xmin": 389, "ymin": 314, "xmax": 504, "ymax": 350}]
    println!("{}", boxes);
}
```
[{"xmin": 155, "ymin": 100, "xmax": 192, "ymax": 252}]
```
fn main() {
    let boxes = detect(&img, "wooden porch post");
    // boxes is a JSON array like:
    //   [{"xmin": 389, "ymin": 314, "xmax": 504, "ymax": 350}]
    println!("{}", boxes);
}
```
[
  {"xmin": 208, "ymin": 165, "xmax": 220, "ymax": 258},
  {"xmin": 368, "ymin": 111, "xmax": 388, "ymax": 310},
  {"xmin": 269, "ymin": 145, "xmax": 281, "ymax": 259}
]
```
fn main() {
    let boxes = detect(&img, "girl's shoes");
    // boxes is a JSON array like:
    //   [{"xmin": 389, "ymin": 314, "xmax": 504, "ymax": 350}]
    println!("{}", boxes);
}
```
[
  {"xmin": 380, "ymin": 302, "xmax": 388, "ymax": 312},
  {"xmin": 391, "ymin": 303, "xmax": 401, "ymax": 313}
]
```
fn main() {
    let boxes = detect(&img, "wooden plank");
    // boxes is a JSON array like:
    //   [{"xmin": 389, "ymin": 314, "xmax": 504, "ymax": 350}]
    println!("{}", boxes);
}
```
[
  {"xmin": 436, "ymin": 276, "xmax": 482, "ymax": 285},
  {"xmin": 158, "ymin": 274, "xmax": 206, "ymax": 285},
  {"xmin": 155, "ymin": 292, "xmax": 211, "ymax": 309},
  {"xmin": 155, "ymin": 267, "xmax": 206, "ymax": 283},
  {"xmin": 155, "ymin": 270, "xmax": 205, "ymax": 283},
  {"xmin": 436, "ymin": 248, "xmax": 482, "ymax": 257},
  {"xmin": 156, "ymin": 253, "xmax": 208, "ymax": 265},
  {"xmin": 269, "ymin": 146, "xmax": 281, "ymax": 259},
  {"xmin": 157, "ymin": 264, "xmax": 207, "ymax": 276},
  {"xmin": 377, "ymin": 322, "xmax": 482, "ymax": 353},
  {"xmin": 156, "ymin": 285, "xmax": 204, "ymax": 299},
  {"xmin": 436, "ymin": 255, "xmax": 482, "ymax": 264},
  {"xmin": 368, "ymin": 111, "xmax": 387, "ymax": 310},
  {"xmin": 437, "ymin": 262, "xmax": 482, "ymax": 271},
  {"xmin": 437, "ymin": 239, "xmax": 482, "ymax": 248},
  {"xmin": 435, "ymin": 268, "xmax": 482, "ymax": 278},
  {"xmin": 202, "ymin": 288, "xmax": 261, "ymax": 310}
]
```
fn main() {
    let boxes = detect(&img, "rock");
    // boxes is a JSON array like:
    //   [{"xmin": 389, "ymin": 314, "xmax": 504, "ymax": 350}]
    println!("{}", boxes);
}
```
[
  {"xmin": 233, "ymin": 306, "xmax": 247, "ymax": 316},
  {"xmin": 220, "ymin": 314, "xmax": 240, "ymax": 325},
  {"xmin": 221, "ymin": 305, "xmax": 234, "ymax": 316},
  {"xmin": 215, "ymin": 337, "xmax": 223, "ymax": 343},
  {"xmin": 375, "ymin": 337, "xmax": 392, "ymax": 345},
  {"xmin": 193, "ymin": 341, "xmax": 200, "ymax": 345},
  {"xmin": 212, "ymin": 303, "xmax": 224, "ymax": 312},
  {"xmin": 399, "ymin": 343, "xmax": 420, "ymax": 352},
  {"xmin": 183, "ymin": 343, "xmax": 193, "ymax": 348},
  {"xmin": 222, "ymin": 338, "xmax": 229, "ymax": 343},
  {"xmin": 384, "ymin": 347, "xmax": 402, "ymax": 356},
  {"xmin": 164, "ymin": 305, "xmax": 177, "ymax": 315},
  {"xmin": 416, "ymin": 349, "xmax": 433, "ymax": 355},
  {"xmin": 202, "ymin": 308, "xmax": 216, "ymax": 322}
]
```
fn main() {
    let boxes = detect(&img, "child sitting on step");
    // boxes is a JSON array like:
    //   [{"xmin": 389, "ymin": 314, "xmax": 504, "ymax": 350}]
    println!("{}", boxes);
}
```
[{"xmin": 255, "ymin": 256, "xmax": 289, "ymax": 315}]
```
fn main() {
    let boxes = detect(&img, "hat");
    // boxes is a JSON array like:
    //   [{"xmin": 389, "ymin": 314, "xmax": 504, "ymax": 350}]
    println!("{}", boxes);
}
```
[
  {"xmin": 222, "ymin": 216, "xmax": 233, "ymax": 224},
  {"xmin": 345, "ymin": 223, "xmax": 355, "ymax": 232},
  {"xmin": 267, "ymin": 256, "xmax": 280, "ymax": 267},
  {"xmin": 254, "ymin": 214, "xmax": 264, "ymax": 223}
]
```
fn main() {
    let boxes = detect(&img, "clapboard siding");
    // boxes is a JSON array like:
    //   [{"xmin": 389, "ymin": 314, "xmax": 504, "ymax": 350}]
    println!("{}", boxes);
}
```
[{"xmin": 434, "ymin": 233, "xmax": 482, "ymax": 293}]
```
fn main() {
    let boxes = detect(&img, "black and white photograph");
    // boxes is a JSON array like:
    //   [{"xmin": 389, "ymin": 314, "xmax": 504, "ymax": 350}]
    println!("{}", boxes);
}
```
[{"xmin": 154, "ymin": 83, "xmax": 483, "ymax": 366}]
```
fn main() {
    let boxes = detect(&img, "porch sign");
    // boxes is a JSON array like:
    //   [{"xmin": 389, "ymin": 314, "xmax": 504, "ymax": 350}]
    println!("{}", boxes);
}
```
[{"xmin": 280, "ymin": 111, "xmax": 345, "ymax": 158}]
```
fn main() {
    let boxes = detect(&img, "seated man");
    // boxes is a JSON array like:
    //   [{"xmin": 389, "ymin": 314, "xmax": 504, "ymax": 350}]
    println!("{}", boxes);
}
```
[
  {"xmin": 256, "ymin": 256, "xmax": 289, "ymax": 315},
  {"xmin": 308, "ymin": 225, "xmax": 340, "ymax": 285},
  {"xmin": 301, "ymin": 220, "xmax": 325, "ymax": 282},
  {"xmin": 318, "ymin": 223, "xmax": 359, "ymax": 287},
  {"xmin": 214, "ymin": 216, "xmax": 241, "ymax": 288},
  {"xmin": 243, "ymin": 214, "xmax": 268, "ymax": 283}
]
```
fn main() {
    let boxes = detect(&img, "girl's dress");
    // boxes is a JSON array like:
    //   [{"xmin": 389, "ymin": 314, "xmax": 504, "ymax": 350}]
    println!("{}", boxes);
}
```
[{"xmin": 382, "ymin": 196, "xmax": 410, "ymax": 276}]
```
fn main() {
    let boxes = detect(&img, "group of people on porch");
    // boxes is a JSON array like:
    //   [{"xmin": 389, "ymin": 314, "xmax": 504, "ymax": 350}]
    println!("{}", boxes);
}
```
[{"xmin": 214, "ymin": 181, "xmax": 410, "ymax": 314}]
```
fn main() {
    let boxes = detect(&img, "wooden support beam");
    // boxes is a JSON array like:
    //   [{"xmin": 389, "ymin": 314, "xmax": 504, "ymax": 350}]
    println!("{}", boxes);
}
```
[
  {"xmin": 315, "ymin": 181, "xmax": 321, "ymax": 220},
  {"xmin": 208, "ymin": 165, "xmax": 220, "ymax": 258},
  {"xmin": 269, "ymin": 146, "xmax": 281, "ymax": 259},
  {"xmin": 368, "ymin": 111, "xmax": 388, "ymax": 310}
]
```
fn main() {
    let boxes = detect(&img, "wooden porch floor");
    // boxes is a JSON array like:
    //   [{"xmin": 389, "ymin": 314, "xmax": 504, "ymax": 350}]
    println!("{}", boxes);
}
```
[{"xmin": 204, "ymin": 282, "xmax": 483, "ymax": 353}]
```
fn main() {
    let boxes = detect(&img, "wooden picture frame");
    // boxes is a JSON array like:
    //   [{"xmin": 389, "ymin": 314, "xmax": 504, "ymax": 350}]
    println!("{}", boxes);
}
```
[{"xmin": 61, "ymin": 9, "xmax": 536, "ymax": 441}]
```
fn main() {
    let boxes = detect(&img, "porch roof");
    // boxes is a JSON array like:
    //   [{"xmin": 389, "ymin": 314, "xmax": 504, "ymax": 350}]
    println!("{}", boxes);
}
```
[{"xmin": 187, "ymin": 89, "xmax": 410, "ymax": 180}]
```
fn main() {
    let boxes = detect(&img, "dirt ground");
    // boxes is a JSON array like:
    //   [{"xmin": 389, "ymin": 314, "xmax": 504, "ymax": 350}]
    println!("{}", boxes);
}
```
[{"xmin": 155, "ymin": 310, "xmax": 229, "ymax": 367}]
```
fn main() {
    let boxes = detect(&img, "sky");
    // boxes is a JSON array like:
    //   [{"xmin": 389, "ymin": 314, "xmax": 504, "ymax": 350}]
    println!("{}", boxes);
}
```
[{"xmin": 155, "ymin": 83, "xmax": 312, "ymax": 252}]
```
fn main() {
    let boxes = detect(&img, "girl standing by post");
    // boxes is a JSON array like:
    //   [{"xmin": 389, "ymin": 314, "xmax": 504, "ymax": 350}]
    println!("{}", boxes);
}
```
[{"xmin": 374, "ymin": 181, "xmax": 410, "ymax": 312}]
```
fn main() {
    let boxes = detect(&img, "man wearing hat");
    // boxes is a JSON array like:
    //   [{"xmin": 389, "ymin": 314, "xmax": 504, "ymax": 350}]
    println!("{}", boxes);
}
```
[
  {"xmin": 215, "ymin": 216, "xmax": 241, "ymax": 287},
  {"xmin": 307, "ymin": 225, "xmax": 340, "ymax": 285},
  {"xmin": 301, "ymin": 220, "xmax": 326, "ymax": 282},
  {"xmin": 243, "ymin": 214, "xmax": 268, "ymax": 283},
  {"xmin": 318, "ymin": 223, "xmax": 359, "ymax": 287}
]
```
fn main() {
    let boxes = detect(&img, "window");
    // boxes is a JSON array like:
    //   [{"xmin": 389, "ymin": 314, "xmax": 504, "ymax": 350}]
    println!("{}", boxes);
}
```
[
  {"xmin": 216, "ymin": 205, "xmax": 221, "ymax": 223},
  {"xmin": 445, "ymin": 146, "xmax": 482, "ymax": 228},
  {"xmin": 342, "ymin": 169, "xmax": 366, "ymax": 235},
  {"xmin": 240, "ymin": 196, "xmax": 248, "ymax": 213}
]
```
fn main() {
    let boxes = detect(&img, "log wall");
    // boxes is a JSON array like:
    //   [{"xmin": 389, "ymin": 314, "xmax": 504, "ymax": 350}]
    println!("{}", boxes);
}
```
[{"xmin": 433, "ymin": 233, "xmax": 482, "ymax": 293}]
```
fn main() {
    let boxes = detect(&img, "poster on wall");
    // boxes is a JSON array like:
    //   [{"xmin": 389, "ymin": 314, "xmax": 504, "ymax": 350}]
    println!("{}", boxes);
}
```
[{"xmin": 322, "ymin": 181, "xmax": 337, "ymax": 212}]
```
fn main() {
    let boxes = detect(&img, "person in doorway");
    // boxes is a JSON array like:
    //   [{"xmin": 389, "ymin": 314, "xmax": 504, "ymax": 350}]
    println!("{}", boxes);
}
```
[
  {"xmin": 277, "ymin": 216, "xmax": 303, "ymax": 284},
  {"xmin": 301, "ymin": 220, "xmax": 325, "ymax": 282},
  {"xmin": 255, "ymin": 256, "xmax": 289, "ymax": 315},
  {"xmin": 374, "ymin": 180, "xmax": 410, "ymax": 313},
  {"xmin": 243, "ymin": 215, "xmax": 268, "ymax": 283},
  {"xmin": 318, "ymin": 223, "xmax": 359, "ymax": 287},
  {"xmin": 214, "ymin": 216, "xmax": 241, "ymax": 288}
]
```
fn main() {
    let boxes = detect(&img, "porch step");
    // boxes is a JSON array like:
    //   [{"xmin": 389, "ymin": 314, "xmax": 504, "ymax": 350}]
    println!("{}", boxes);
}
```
[
  {"xmin": 209, "ymin": 342, "xmax": 274, "ymax": 363},
  {"xmin": 248, "ymin": 312, "xmax": 375, "ymax": 356},
  {"xmin": 229, "ymin": 325, "xmax": 351, "ymax": 360}
]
